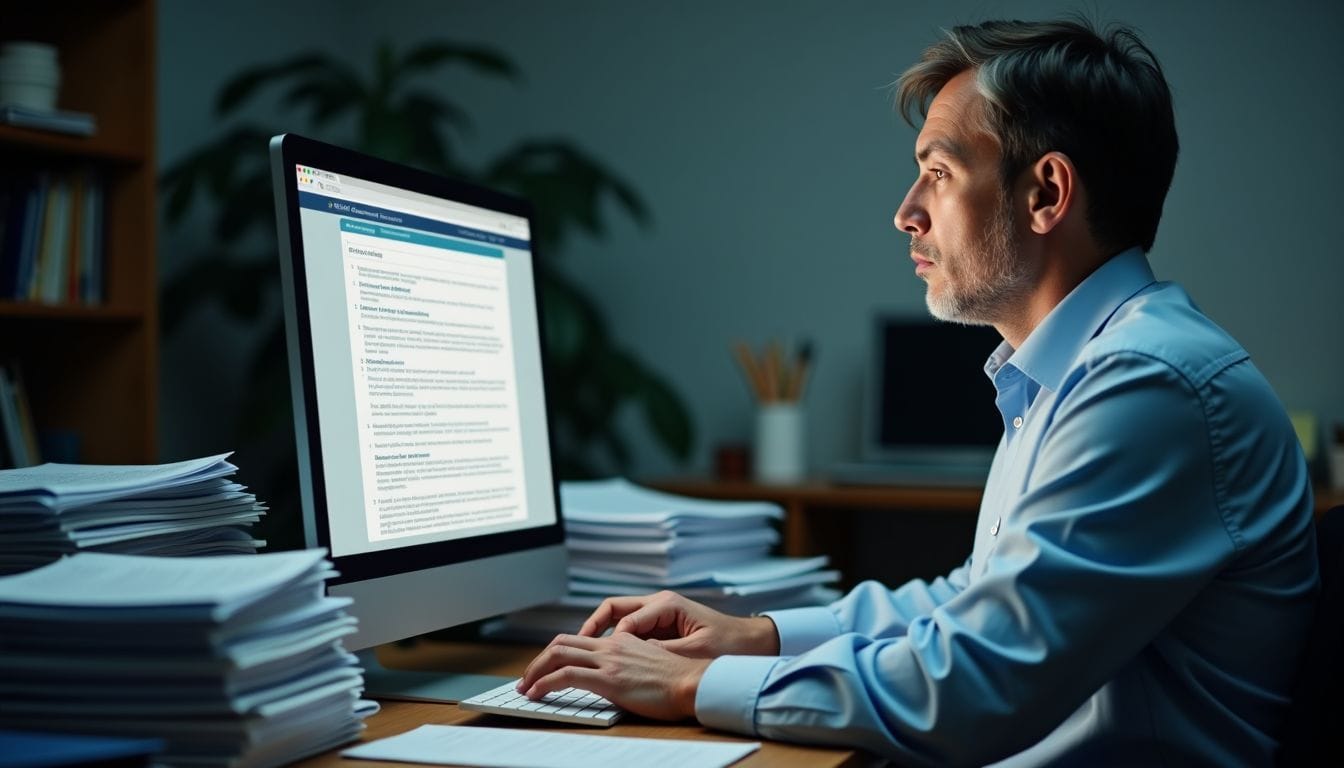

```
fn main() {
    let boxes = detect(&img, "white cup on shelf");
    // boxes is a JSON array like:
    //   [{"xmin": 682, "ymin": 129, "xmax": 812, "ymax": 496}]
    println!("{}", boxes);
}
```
[
  {"xmin": 754, "ymin": 403, "xmax": 806, "ymax": 484},
  {"xmin": 0, "ymin": 41, "xmax": 61, "ymax": 111}
]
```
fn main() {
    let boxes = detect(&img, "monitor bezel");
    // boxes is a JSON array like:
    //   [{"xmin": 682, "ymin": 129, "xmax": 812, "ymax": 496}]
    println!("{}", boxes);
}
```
[{"xmin": 269, "ymin": 133, "xmax": 566, "ymax": 587}]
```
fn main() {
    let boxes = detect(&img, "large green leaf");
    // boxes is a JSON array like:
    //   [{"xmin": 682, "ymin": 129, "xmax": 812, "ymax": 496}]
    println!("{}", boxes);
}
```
[
  {"xmin": 161, "ymin": 126, "xmax": 275, "ymax": 225},
  {"xmin": 216, "ymin": 54, "xmax": 337, "ymax": 114},
  {"xmin": 483, "ymin": 140, "xmax": 652, "ymax": 253}
]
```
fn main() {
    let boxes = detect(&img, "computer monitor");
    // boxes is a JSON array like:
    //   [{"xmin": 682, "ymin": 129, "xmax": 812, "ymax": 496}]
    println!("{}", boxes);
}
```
[
  {"xmin": 831, "ymin": 317, "xmax": 1002, "ymax": 488},
  {"xmin": 864, "ymin": 316, "xmax": 1002, "ymax": 459},
  {"xmin": 268, "ymin": 134, "xmax": 567, "ymax": 700}
]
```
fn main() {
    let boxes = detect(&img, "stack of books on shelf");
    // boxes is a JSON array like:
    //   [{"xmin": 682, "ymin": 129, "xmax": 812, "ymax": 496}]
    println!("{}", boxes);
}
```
[
  {"xmin": 486, "ymin": 478, "xmax": 840, "ymax": 641},
  {"xmin": 0, "ymin": 549, "xmax": 376, "ymax": 768},
  {"xmin": 0, "ymin": 167, "xmax": 104, "ymax": 305},
  {"xmin": 0, "ymin": 453, "xmax": 266, "ymax": 576}
]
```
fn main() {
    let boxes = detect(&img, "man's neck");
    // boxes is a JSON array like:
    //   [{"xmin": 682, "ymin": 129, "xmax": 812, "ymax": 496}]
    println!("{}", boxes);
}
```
[{"xmin": 995, "ymin": 241, "xmax": 1111, "ymax": 350}]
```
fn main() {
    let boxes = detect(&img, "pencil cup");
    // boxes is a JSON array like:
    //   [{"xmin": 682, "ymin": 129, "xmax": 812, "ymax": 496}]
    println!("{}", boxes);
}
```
[{"xmin": 754, "ymin": 403, "xmax": 806, "ymax": 484}]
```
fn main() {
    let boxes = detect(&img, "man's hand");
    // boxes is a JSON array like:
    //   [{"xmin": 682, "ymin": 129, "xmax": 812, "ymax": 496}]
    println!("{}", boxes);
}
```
[
  {"xmin": 579, "ymin": 590, "xmax": 781, "ymax": 658},
  {"xmin": 517, "ymin": 632, "xmax": 711, "ymax": 721}
]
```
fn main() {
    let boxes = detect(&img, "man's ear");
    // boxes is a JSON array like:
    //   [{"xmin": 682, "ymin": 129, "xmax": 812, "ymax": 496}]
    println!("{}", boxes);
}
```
[{"xmin": 1023, "ymin": 151, "xmax": 1077, "ymax": 236}]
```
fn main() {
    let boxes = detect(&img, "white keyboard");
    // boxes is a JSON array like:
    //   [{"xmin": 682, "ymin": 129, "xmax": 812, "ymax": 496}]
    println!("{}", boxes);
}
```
[{"xmin": 459, "ymin": 678, "xmax": 624, "ymax": 727}]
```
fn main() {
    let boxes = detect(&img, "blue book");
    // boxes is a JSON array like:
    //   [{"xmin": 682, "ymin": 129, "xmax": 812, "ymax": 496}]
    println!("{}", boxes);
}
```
[
  {"xmin": 81, "ymin": 173, "xmax": 103, "ymax": 304},
  {"xmin": 16, "ymin": 173, "xmax": 49, "ymax": 301},
  {"xmin": 0, "ymin": 730, "xmax": 162, "ymax": 768}
]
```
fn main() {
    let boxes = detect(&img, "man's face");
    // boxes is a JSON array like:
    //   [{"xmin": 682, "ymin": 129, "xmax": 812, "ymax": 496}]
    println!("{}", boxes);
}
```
[{"xmin": 895, "ymin": 70, "xmax": 1034, "ymax": 325}]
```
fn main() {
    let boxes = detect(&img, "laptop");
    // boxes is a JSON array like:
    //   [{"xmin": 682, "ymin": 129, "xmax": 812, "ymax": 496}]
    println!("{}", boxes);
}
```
[{"xmin": 830, "ymin": 317, "xmax": 1003, "ymax": 488}]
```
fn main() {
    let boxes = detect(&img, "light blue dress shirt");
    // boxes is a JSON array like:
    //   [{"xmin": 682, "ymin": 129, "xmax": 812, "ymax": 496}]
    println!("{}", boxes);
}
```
[{"xmin": 695, "ymin": 248, "xmax": 1318, "ymax": 766}]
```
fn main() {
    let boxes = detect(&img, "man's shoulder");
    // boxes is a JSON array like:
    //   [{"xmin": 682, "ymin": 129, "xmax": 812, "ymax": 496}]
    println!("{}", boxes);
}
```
[{"xmin": 1078, "ymin": 281, "xmax": 1248, "ymax": 390}]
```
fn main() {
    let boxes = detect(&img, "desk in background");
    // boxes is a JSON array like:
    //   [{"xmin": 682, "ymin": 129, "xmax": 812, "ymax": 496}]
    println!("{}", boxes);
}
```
[
  {"xmin": 289, "ymin": 641, "xmax": 872, "ymax": 768},
  {"xmin": 648, "ymin": 478, "xmax": 979, "ymax": 556},
  {"xmin": 649, "ymin": 478, "xmax": 1344, "ymax": 587},
  {"xmin": 648, "ymin": 479, "xmax": 981, "ymax": 589}
]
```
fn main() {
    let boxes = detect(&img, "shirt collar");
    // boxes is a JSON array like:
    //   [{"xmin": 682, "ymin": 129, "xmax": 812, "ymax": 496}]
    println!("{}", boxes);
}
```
[{"xmin": 1004, "ymin": 247, "xmax": 1157, "ymax": 392}]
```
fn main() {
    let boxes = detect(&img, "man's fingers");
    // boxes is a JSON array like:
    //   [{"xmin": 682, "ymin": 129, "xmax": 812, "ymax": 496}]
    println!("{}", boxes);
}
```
[
  {"xmin": 613, "ymin": 601, "xmax": 680, "ymax": 637},
  {"xmin": 578, "ymin": 596, "xmax": 647, "ymax": 637},
  {"xmin": 518, "ymin": 635, "xmax": 602, "ymax": 692},
  {"xmin": 525, "ymin": 665, "xmax": 609, "ymax": 700}
]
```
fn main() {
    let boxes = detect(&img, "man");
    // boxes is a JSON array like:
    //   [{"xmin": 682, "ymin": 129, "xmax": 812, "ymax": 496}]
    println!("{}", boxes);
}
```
[{"xmin": 519, "ymin": 18, "xmax": 1319, "ymax": 766}]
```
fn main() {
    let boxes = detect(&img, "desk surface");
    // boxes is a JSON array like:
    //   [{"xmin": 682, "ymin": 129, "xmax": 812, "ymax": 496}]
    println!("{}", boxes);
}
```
[{"xmin": 292, "ymin": 641, "xmax": 871, "ymax": 768}]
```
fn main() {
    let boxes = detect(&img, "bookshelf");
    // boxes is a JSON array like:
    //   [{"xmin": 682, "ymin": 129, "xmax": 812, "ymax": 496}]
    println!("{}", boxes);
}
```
[{"xmin": 0, "ymin": 0, "xmax": 156, "ymax": 464}]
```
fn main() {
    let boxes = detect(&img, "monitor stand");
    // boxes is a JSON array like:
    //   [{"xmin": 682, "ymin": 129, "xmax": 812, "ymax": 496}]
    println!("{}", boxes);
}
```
[{"xmin": 357, "ymin": 649, "xmax": 513, "ymax": 703}]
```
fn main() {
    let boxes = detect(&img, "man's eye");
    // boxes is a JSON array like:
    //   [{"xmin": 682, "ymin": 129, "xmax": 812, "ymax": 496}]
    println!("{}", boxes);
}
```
[{"xmin": 934, "ymin": 169, "xmax": 946, "ymax": 180}]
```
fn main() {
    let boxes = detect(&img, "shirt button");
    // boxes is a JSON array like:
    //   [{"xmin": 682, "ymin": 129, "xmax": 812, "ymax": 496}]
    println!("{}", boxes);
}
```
[
  {"xmin": 990, "ymin": 518, "xmax": 1001, "ymax": 536},
  {"xmin": 1012, "ymin": 416, "xmax": 1023, "ymax": 429}
]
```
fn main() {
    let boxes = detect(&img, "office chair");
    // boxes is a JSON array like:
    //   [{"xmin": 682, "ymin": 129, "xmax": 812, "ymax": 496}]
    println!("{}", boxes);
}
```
[{"xmin": 1277, "ymin": 504, "xmax": 1344, "ymax": 766}]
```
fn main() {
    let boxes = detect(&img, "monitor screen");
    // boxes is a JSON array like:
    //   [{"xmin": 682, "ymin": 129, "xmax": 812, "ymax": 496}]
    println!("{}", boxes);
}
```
[
  {"xmin": 269, "ymin": 134, "xmax": 566, "ymax": 659},
  {"xmin": 868, "ymin": 317, "xmax": 1003, "ymax": 456}
]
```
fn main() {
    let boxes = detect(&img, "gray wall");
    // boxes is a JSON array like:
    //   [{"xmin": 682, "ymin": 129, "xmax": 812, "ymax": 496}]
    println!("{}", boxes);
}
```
[{"xmin": 159, "ymin": 1, "xmax": 1344, "ymax": 481}]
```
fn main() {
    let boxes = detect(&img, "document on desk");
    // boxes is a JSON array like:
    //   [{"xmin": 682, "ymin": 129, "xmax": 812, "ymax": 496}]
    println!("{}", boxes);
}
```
[{"xmin": 343, "ymin": 724, "xmax": 760, "ymax": 768}]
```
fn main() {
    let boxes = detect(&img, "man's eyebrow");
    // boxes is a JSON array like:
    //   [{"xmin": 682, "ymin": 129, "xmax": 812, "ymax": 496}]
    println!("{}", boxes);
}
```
[{"xmin": 915, "ymin": 138, "xmax": 968, "ymax": 165}]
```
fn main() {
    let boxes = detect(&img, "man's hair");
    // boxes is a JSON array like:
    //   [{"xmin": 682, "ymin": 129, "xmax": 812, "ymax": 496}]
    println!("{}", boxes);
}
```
[{"xmin": 896, "ymin": 18, "xmax": 1179, "ymax": 253}]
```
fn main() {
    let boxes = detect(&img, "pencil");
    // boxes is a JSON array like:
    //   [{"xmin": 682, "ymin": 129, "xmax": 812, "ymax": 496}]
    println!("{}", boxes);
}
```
[
  {"xmin": 734, "ymin": 342, "xmax": 768, "ymax": 402},
  {"xmin": 764, "ymin": 340, "xmax": 783, "ymax": 403},
  {"xmin": 787, "ymin": 341, "xmax": 813, "ymax": 401}
]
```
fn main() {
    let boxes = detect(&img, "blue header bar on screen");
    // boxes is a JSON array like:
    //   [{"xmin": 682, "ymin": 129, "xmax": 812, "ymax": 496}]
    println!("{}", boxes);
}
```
[
  {"xmin": 339, "ymin": 219, "xmax": 504, "ymax": 258},
  {"xmin": 298, "ymin": 190, "xmax": 530, "ymax": 250}
]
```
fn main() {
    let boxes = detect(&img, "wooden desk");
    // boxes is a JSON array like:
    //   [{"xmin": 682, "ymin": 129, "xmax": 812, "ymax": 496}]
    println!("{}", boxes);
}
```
[{"xmin": 292, "ymin": 641, "xmax": 872, "ymax": 768}]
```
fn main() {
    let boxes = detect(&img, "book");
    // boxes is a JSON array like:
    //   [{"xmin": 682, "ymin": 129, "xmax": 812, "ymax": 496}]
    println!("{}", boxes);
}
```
[
  {"xmin": 8, "ymin": 365, "xmax": 39, "ymax": 466},
  {"xmin": 0, "ymin": 105, "xmax": 97, "ymax": 136},
  {"xmin": 81, "ymin": 175, "xmax": 103, "ymax": 303},
  {"xmin": 0, "ymin": 367, "xmax": 28, "ymax": 468},
  {"xmin": 16, "ymin": 173, "xmax": 48, "ymax": 300},
  {"xmin": 37, "ymin": 176, "xmax": 71, "ymax": 304}
]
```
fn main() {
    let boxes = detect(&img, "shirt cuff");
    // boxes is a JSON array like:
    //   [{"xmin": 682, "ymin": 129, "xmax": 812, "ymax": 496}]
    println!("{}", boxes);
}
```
[
  {"xmin": 694, "ymin": 655, "xmax": 781, "ymax": 735},
  {"xmin": 761, "ymin": 606, "xmax": 843, "ymax": 656}
]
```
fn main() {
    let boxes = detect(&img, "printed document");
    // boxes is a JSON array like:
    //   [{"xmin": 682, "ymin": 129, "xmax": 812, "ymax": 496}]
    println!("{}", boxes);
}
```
[{"xmin": 343, "ymin": 724, "xmax": 760, "ymax": 768}]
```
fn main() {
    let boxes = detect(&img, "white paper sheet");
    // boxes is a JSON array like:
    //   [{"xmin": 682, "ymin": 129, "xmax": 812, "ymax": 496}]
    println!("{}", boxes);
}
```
[
  {"xmin": 343, "ymin": 724, "xmax": 760, "ymax": 768},
  {"xmin": 0, "ymin": 549, "xmax": 328, "ymax": 616},
  {"xmin": 0, "ymin": 453, "xmax": 236, "ymax": 509},
  {"xmin": 560, "ymin": 478, "xmax": 782, "ymax": 523}
]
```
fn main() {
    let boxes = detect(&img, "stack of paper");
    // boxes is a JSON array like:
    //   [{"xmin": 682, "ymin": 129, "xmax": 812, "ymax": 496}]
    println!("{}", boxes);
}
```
[
  {"xmin": 488, "ymin": 479, "xmax": 840, "ymax": 641},
  {"xmin": 0, "ymin": 453, "xmax": 266, "ymax": 575},
  {"xmin": 0, "ymin": 550, "xmax": 376, "ymax": 768}
]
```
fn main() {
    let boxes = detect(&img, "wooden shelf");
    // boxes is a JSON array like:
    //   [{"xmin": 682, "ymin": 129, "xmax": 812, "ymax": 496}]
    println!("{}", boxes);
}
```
[
  {"xmin": 0, "ymin": 301, "xmax": 144, "ymax": 322},
  {"xmin": 0, "ymin": 0, "xmax": 157, "ymax": 465},
  {"xmin": 0, "ymin": 125, "xmax": 144, "ymax": 164}
]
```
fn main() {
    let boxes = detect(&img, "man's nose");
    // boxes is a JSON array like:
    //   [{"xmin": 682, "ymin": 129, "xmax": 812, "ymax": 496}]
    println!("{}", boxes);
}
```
[{"xmin": 894, "ymin": 185, "xmax": 929, "ymax": 236}]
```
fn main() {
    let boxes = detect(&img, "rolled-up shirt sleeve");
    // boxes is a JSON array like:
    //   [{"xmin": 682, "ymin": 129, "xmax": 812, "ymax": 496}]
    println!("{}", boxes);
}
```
[{"xmin": 695, "ymin": 352, "xmax": 1240, "ymax": 766}]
